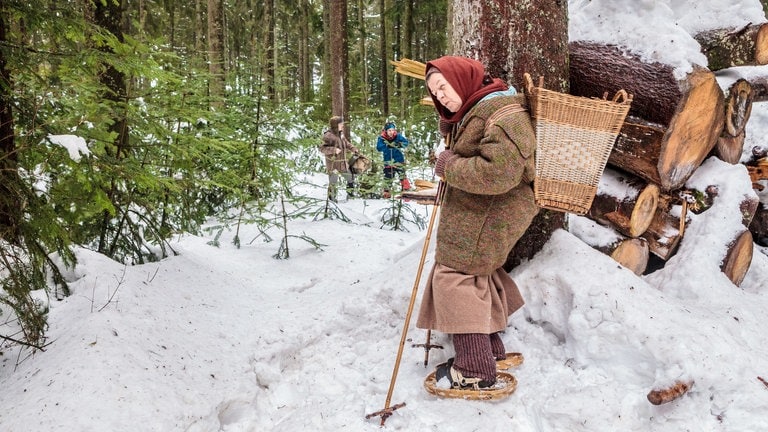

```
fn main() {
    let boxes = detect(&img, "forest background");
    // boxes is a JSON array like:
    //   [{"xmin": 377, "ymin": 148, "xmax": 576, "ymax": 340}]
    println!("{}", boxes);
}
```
[{"xmin": 0, "ymin": 0, "xmax": 451, "ymax": 347}]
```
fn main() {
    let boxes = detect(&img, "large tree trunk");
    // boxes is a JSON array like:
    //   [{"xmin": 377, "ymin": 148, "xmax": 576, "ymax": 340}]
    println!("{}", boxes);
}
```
[
  {"xmin": 570, "ymin": 42, "xmax": 725, "ymax": 191},
  {"xmin": 329, "ymin": 0, "xmax": 350, "ymax": 120},
  {"xmin": 400, "ymin": 0, "xmax": 415, "ymax": 116},
  {"xmin": 264, "ymin": 0, "xmax": 276, "ymax": 101},
  {"xmin": 355, "ymin": 0, "xmax": 367, "ymax": 105},
  {"xmin": 0, "ymin": 9, "xmax": 21, "ymax": 242},
  {"xmin": 207, "ymin": 0, "xmax": 225, "ymax": 108},
  {"xmin": 378, "ymin": 0, "xmax": 389, "ymax": 115},
  {"xmin": 299, "ymin": 0, "xmax": 313, "ymax": 102},
  {"xmin": 451, "ymin": 0, "xmax": 568, "ymax": 91},
  {"xmin": 93, "ymin": 0, "xmax": 131, "ymax": 254},
  {"xmin": 449, "ymin": 0, "xmax": 569, "ymax": 269},
  {"xmin": 693, "ymin": 23, "xmax": 768, "ymax": 71}
]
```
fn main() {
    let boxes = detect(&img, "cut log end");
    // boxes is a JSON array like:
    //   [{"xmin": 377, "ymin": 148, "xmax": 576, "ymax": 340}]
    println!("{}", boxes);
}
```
[
  {"xmin": 756, "ymin": 24, "xmax": 768, "ymax": 65},
  {"xmin": 658, "ymin": 69, "xmax": 724, "ymax": 191},
  {"xmin": 610, "ymin": 238, "xmax": 649, "ymax": 275},
  {"xmin": 629, "ymin": 184, "xmax": 660, "ymax": 237},
  {"xmin": 724, "ymin": 79, "xmax": 754, "ymax": 137},
  {"xmin": 715, "ymin": 132, "xmax": 745, "ymax": 165},
  {"xmin": 721, "ymin": 230, "xmax": 754, "ymax": 286}
]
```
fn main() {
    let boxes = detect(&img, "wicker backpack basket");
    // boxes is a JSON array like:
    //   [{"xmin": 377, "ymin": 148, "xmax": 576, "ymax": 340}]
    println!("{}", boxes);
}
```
[{"xmin": 524, "ymin": 73, "xmax": 633, "ymax": 215}]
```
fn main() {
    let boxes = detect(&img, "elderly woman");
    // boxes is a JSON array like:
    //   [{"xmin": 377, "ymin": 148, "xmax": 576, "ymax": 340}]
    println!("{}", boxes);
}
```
[{"xmin": 416, "ymin": 56, "xmax": 539, "ymax": 390}]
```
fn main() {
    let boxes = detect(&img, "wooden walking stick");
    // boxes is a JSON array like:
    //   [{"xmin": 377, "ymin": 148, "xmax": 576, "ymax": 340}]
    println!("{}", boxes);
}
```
[{"xmin": 365, "ymin": 181, "xmax": 446, "ymax": 426}]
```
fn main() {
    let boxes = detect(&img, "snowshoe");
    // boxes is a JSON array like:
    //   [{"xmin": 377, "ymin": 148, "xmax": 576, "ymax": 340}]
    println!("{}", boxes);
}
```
[
  {"xmin": 424, "ymin": 370, "xmax": 517, "ymax": 400},
  {"xmin": 424, "ymin": 358, "xmax": 518, "ymax": 400},
  {"xmin": 496, "ymin": 352, "xmax": 524, "ymax": 370}
]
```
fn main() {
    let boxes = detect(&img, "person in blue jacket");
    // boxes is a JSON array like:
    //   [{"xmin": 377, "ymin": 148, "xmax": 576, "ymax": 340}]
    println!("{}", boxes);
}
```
[{"xmin": 376, "ymin": 121, "xmax": 412, "ymax": 197}]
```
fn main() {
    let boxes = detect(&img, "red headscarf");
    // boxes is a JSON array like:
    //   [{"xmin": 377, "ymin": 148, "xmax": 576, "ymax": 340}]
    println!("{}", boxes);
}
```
[{"xmin": 425, "ymin": 56, "xmax": 508, "ymax": 124}]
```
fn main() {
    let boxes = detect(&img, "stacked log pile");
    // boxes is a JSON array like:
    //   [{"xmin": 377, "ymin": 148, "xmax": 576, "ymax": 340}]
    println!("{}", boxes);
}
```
[{"xmin": 567, "ymin": 33, "xmax": 768, "ymax": 285}]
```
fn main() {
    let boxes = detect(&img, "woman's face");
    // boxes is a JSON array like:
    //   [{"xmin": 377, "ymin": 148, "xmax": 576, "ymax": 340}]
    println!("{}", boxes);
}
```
[{"xmin": 427, "ymin": 72, "xmax": 463, "ymax": 113}]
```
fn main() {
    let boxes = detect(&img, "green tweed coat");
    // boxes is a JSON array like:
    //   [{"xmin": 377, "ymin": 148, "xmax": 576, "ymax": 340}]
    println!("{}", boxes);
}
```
[{"xmin": 436, "ymin": 94, "xmax": 539, "ymax": 275}]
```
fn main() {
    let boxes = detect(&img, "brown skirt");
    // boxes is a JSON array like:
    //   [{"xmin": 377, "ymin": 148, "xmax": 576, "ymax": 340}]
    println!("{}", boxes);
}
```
[{"xmin": 416, "ymin": 263, "xmax": 525, "ymax": 334}]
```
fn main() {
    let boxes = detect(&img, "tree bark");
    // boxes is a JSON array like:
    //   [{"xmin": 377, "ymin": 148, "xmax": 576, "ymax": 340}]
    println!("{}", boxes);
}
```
[
  {"xmin": 356, "ymin": 0, "xmax": 368, "ymax": 105},
  {"xmin": 207, "ymin": 0, "xmax": 225, "ymax": 108},
  {"xmin": 570, "ymin": 42, "xmax": 725, "ymax": 191},
  {"xmin": 264, "ymin": 0, "xmax": 276, "ymax": 100},
  {"xmin": 762, "ymin": 0, "xmax": 768, "ymax": 22},
  {"xmin": 0, "ymin": 9, "xmax": 21, "ymax": 242},
  {"xmin": 399, "ymin": 0, "xmax": 414, "ymax": 116},
  {"xmin": 299, "ymin": 0, "xmax": 313, "ymax": 102},
  {"xmin": 749, "ymin": 202, "xmax": 768, "ymax": 246},
  {"xmin": 195, "ymin": 0, "xmax": 205, "ymax": 62},
  {"xmin": 451, "ymin": 0, "xmax": 568, "ymax": 91},
  {"xmin": 329, "ymin": 0, "xmax": 350, "ymax": 120},
  {"xmin": 92, "ymin": 0, "xmax": 131, "ymax": 254},
  {"xmin": 693, "ymin": 23, "xmax": 768, "ymax": 71},
  {"xmin": 379, "ymin": 0, "xmax": 389, "ymax": 115}
]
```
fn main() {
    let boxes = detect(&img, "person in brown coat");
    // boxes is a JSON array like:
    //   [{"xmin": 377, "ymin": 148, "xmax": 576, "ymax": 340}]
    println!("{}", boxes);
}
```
[
  {"xmin": 417, "ymin": 56, "xmax": 539, "ymax": 390},
  {"xmin": 318, "ymin": 116, "xmax": 359, "ymax": 201}
]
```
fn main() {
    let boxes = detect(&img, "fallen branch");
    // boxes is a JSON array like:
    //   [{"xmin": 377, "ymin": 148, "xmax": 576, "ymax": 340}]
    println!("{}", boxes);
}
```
[
  {"xmin": 758, "ymin": 376, "xmax": 768, "ymax": 389},
  {"xmin": 647, "ymin": 380, "xmax": 694, "ymax": 405}
]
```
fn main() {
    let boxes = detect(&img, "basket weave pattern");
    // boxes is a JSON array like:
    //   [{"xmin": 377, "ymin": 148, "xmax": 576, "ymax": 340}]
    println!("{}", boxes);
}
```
[{"xmin": 526, "ymin": 74, "xmax": 632, "ymax": 214}]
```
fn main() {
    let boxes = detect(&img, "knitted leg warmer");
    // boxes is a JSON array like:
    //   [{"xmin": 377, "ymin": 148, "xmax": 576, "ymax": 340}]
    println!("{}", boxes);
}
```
[
  {"xmin": 490, "ymin": 332, "xmax": 507, "ymax": 360},
  {"xmin": 453, "ymin": 333, "xmax": 496, "ymax": 383}
]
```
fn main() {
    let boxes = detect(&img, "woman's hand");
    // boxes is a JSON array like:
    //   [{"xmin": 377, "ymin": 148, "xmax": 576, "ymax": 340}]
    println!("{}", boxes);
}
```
[{"xmin": 434, "ymin": 149, "xmax": 456, "ymax": 178}]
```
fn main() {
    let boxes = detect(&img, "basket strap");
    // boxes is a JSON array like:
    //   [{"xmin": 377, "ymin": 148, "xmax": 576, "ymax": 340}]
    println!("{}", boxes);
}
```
[{"xmin": 486, "ymin": 103, "xmax": 527, "ymax": 125}]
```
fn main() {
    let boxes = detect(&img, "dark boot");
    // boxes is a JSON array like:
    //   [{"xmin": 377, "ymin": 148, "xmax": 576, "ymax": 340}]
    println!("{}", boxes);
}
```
[{"xmin": 434, "ymin": 358, "xmax": 494, "ymax": 390}]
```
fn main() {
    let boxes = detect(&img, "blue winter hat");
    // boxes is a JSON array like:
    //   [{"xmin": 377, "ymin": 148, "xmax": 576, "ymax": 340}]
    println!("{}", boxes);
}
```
[{"xmin": 384, "ymin": 122, "xmax": 396, "ymax": 131}]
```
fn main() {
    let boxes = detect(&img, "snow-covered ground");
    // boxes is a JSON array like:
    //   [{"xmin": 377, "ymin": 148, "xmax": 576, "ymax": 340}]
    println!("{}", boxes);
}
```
[{"xmin": 2, "ymin": 0, "xmax": 768, "ymax": 431}]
